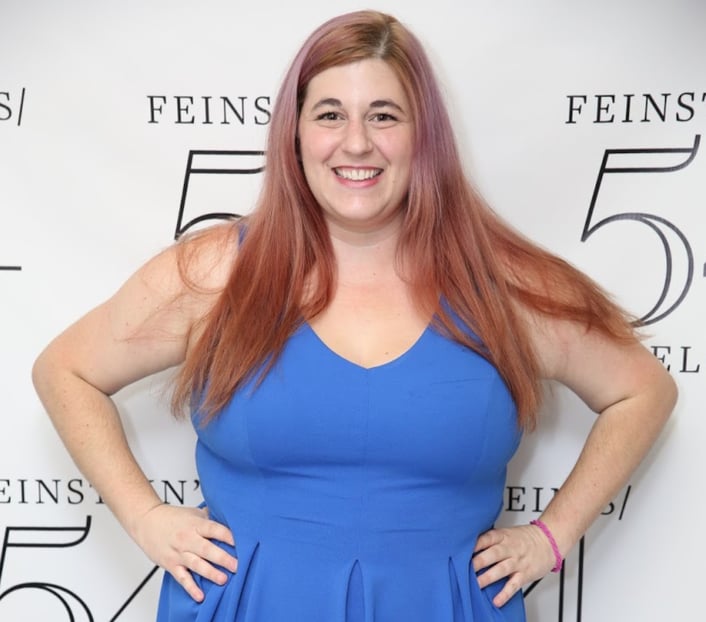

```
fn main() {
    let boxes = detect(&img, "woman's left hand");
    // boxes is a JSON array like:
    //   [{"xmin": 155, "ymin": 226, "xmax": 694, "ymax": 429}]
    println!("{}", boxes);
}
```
[{"xmin": 473, "ymin": 524, "xmax": 557, "ymax": 607}]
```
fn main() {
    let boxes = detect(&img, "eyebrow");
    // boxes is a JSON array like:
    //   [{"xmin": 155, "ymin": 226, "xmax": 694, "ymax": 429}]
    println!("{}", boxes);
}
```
[{"xmin": 310, "ymin": 98, "xmax": 405, "ymax": 112}]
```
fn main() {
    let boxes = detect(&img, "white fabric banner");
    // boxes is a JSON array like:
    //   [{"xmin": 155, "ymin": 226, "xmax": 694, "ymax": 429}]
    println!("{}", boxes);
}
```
[{"xmin": 2, "ymin": 1, "xmax": 703, "ymax": 619}]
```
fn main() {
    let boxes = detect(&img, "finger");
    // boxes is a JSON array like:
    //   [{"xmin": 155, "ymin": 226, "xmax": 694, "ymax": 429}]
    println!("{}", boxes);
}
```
[
  {"xmin": 492, "ymin": 574, "xmax": 523, "ymax": 608},
  {"xmin": 200, "ymin": 519, "xmax": 236, "ymax": 547},
  {"xmin": 476, "ymin": 558, "xmax": 514, "ymax": 589},
  {"xmin": 196, "ymin": 538, "xmax": 239, "ymax": 573},
  {"xmin": 474, "ymin": 529, "xmax": 503, "ymax": 553},
  {"xmin": 183, "ymin": 551, "xmax": 231, "ymax": 586},
  {"xmin": 472, "ymin": 540, "xmax": 509, "ymax": 572},
  {"xmin": 171, "ymin": 564, "xmax": 205, "ymax": 602},
  {"xmin": 472, "ymin": 548, "xmax": 496, "ymax": 573}
]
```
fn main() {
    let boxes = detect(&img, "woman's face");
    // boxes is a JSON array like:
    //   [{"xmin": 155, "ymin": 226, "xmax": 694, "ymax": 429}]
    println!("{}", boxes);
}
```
[{"xmin": 297, "ymin": 58, "xmax": 414, "ymax": 239}]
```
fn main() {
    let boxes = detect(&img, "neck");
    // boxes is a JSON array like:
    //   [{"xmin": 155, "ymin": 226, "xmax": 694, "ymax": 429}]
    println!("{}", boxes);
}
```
[{"xmin": 328, "ymin": 218, "xmax": 404, "ymax": 285}]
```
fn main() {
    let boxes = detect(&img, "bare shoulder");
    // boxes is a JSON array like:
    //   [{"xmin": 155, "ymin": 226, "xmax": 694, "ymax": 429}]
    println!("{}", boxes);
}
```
[
  {"xmin": 172, "ymin": 220, "xmax": 240, "ymax": 294},
  {"xmin": 33, "ymin": 221, "xmax": 240, "ymax": 395},
  {"xmin": 110, "ymin": 221, "xmax": 239, "ymax": 336},
  {"xmin": 520, "ymin": 307, "xmax": 675, "ymax": 415},
  {"xmin": 517, "ymin": 307, "xmax": 583, "ymax": 380}
]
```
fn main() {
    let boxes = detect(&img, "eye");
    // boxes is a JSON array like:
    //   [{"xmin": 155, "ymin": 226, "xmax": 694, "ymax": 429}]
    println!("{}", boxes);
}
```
[
  {"xmin": 315, "ymin": 111, "xmax": 342, "ymax": 122},
  {"xmin": 369, "ymin": 112, "xmax": 400, "ymax": 127},
  {"xmin": 371, "ymin": 112, "xmax": 397, "ymax": 122}
]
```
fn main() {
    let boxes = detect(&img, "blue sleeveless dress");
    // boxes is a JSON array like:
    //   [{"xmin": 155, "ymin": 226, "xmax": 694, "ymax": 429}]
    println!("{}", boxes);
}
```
[{"xmin": 156, "ymin": 321, "xmax": 526, "ymax": 621}]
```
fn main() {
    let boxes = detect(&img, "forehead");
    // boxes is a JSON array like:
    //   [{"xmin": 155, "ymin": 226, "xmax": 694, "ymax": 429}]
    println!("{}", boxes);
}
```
[{"xmin": 303, "ymin": 58, "xmax": 408, "ymax": 105}]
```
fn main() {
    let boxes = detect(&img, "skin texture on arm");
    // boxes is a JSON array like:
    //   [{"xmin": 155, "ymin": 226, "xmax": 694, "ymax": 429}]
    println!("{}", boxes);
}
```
[
  {"xmin": 473, "ymin": 314, "xmax": 677, "ymax": 607},
  {"xmin": 31, "ymin": 224, "xmax": 239, "ymax": 602}
]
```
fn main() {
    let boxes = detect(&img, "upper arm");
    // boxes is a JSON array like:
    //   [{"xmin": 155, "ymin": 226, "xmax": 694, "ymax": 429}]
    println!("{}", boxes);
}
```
[
  {"xmin": 33, "ymin": 223, "xmax": 238, "ymax": 397},
  {"xmin": 529, "ymin": 314, "xmax": 677, "ymax": 417}
]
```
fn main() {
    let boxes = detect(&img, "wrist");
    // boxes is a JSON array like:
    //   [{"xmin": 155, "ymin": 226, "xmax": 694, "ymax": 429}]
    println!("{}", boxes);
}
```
[
  {"xmin": 124, "ymin": 498, "xmax": 166, "ymax": 541},
  {"xmin": 530, "ymin": 518, "xmax": 564, "ymax": 573}
]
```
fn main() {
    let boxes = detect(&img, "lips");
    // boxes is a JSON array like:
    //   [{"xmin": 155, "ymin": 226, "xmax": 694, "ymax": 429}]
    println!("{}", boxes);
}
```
[{"xmin": 333, "ymin": 167, "xmax": 383, "ymax": 181}]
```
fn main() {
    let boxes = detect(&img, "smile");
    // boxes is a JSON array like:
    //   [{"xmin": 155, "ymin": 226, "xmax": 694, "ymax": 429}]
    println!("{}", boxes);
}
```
[{"xmin": 334, "ymin": 167, "xmax": 383, "ymax": 181}]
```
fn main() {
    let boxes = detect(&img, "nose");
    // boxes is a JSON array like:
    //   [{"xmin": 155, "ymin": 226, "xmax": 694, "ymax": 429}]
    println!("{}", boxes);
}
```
[{"xmin": 341, "ymin": 119, "xmax": 372, "ymax": 155}]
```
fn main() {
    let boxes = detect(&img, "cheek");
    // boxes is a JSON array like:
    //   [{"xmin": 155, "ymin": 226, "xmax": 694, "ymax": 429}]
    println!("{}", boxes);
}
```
[
  {"xmin": 390, "ymin": 150, "xmax": 414, "ymax": 186},
  {"xmin": 379, "ymin": 134, "xmax": 414, "ymax": 167},
  {"xmin": 299, "ymin": 127, "xmax": 336, "ymax": 162},
  {"xmin": 298, "ymin": 145, "xmax": 320, "ymax": 182}
]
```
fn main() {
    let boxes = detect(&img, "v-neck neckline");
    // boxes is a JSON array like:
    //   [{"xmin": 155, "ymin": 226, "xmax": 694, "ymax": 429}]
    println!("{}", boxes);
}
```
[{"xmin": 304, "ymin": 322, "xmax": 431, "ymax": 371}]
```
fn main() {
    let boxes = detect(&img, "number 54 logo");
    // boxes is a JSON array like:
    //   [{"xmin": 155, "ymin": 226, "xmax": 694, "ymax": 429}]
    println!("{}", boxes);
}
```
[
  {"xmin": 582, "ymin": 134, "xmax": 701, "ymax": 325},
  {"xmin": 0, "ymin": 516, "xmax": 158, "ymax": 621}
]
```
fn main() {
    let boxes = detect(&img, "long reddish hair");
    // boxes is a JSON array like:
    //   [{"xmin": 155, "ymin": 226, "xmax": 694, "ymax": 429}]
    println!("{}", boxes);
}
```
[{"xmin": 173, "ymin": 10, "xmax": 636, "ymax": 428}]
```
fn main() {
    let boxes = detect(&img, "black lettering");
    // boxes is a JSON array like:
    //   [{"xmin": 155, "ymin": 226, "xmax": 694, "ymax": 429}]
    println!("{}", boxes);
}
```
[
  {"xmin": 0, "ymin": 479, "xmax": 10, "ymax": 503},
  {"xmin": 641, "ymin": 92, "xmax": 669, "ymax": 122},
  {"xmin": 36, "ymin": 478, "xmax": 60, "ymax": 504},
  {"xmin": 221, "ymin": 96, "xmax": 246, "ymax": 124},
  {"xmin": 680, "ymin": 346, "xmax": 700, "ymax": 373},
  {"xmin": 175, "ymin": 96, "xmax": 195, "ymax": 124},
  {"xmin": 595, "ymin": 94, "xmax": 615, "ymax": 123},
  {"xmin": 18, "ymin": 478, "xmax": 27, "ymax": 504},
  {"xmin": 0, "ymin": 92, "xmax": 11, "ymax": 121},
  {"xmin": 676, "ymin": 92, "xmax": 695, "ymax": 122},
  {"xmin": 651, "ymin": 345, "xmax": 671, "ymax": 371},
  {"xmin": 566, "ymin": 95, "xmax": 587, "ymax": 124},
  {"xmin": 622, "ymin": 93, "xmax": 634, "ymax": 123},
  {"xmin": 67, "ymin": 478, "xmax": 85, "ymax": 504},
  {"xmin": 201, "ymin": 95, "xmax": 213, "ymax": 124},
  {"xmin": 506, "ymin": 486, "xmax": 526, "ymax": 511},
  {"xmin": 618, "ymin": 485, "xmax": 632, "ymax": 519},
  {"xmin": 162, "ymin": 480, "xmax": 187, "ymax": 505},
  {"xmin": 147, "ymin": 95, "xmax": 167, "ymax": 123},
  {"xmin": 254, "ymin": 95, "xmax": 271, "ymax": 125},
  {"xmin": 89, "ymin": 482, "xmax": 105, "ymax": 504},
  {"xmin": 17, "ymin": 86, "xmax": 25, "ymax": 125},
  {"xmin": 601, "ymin": 501, "xmax": 615, "ymax": 516}
]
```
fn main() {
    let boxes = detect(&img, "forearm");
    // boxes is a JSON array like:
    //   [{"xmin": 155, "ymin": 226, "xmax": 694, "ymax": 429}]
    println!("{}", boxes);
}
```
[
  {"xmin": 538, "ymin": 379, "xmax": 676, "ymax": 557},
  {"xmin": 33, "ymin": 361, "xmax": 162, "ymax": 540}
]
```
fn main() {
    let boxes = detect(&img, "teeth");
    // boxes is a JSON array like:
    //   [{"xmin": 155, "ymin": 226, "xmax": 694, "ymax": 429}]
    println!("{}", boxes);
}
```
[{"xmin": 335, "ymin": 168, "xmax": 381, "ymax": 181}]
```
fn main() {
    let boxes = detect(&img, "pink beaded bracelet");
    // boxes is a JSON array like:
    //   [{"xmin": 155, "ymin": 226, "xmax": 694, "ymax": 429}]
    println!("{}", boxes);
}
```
[{"xmin": 530, "ymin": 519, "xmax": 564, "ymax": 573}]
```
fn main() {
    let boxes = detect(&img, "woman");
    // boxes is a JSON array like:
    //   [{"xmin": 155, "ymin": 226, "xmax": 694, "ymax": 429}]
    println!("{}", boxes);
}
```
[{"xmin": 32, "ymin": 10, "xmax": 676, "ymax": 621}]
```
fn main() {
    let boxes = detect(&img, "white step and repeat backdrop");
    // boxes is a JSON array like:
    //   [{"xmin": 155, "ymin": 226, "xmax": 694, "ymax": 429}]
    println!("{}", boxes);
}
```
[{"xmin": 2, "ymin": 1, "xmax": 704, "ymax": 620}]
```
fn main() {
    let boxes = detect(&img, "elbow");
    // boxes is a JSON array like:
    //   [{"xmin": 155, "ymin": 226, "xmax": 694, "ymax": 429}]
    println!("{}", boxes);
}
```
[
  {"xmin": 649, "ymin": 365, "xmax": 678, "ymax": 431},
  {"xmin": 31, "ymin": 347, "xmax": 52, "ymax": 400},
  {"xmin": 663, "ymin": 372, "xmax": 679, "ymax": 420},
  {"xmin": 31, "ymin": 344, "xmax": 62, "ymax": 402}
]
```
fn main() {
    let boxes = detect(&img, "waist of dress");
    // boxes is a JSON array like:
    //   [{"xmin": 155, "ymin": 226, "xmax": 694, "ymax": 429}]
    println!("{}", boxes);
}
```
[{"xmin": 206, "ymin": 500, "xmax": 493, "ymax": 558}]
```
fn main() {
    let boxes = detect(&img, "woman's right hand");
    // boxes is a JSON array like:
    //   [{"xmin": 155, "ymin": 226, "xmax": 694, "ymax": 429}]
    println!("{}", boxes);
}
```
[{"xmin": 132, "ymin": 503, "xmax": 238, "ymax": 602}]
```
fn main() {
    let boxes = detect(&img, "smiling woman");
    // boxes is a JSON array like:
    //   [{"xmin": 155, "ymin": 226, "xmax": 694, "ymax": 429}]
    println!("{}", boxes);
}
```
[
  {"xmin": 32, "ymin": 9, "xmax": 676, "ymax": 622},
  {"xmin": 298, "ymin": 59, "xmax": 414, "ymax": 239}
]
